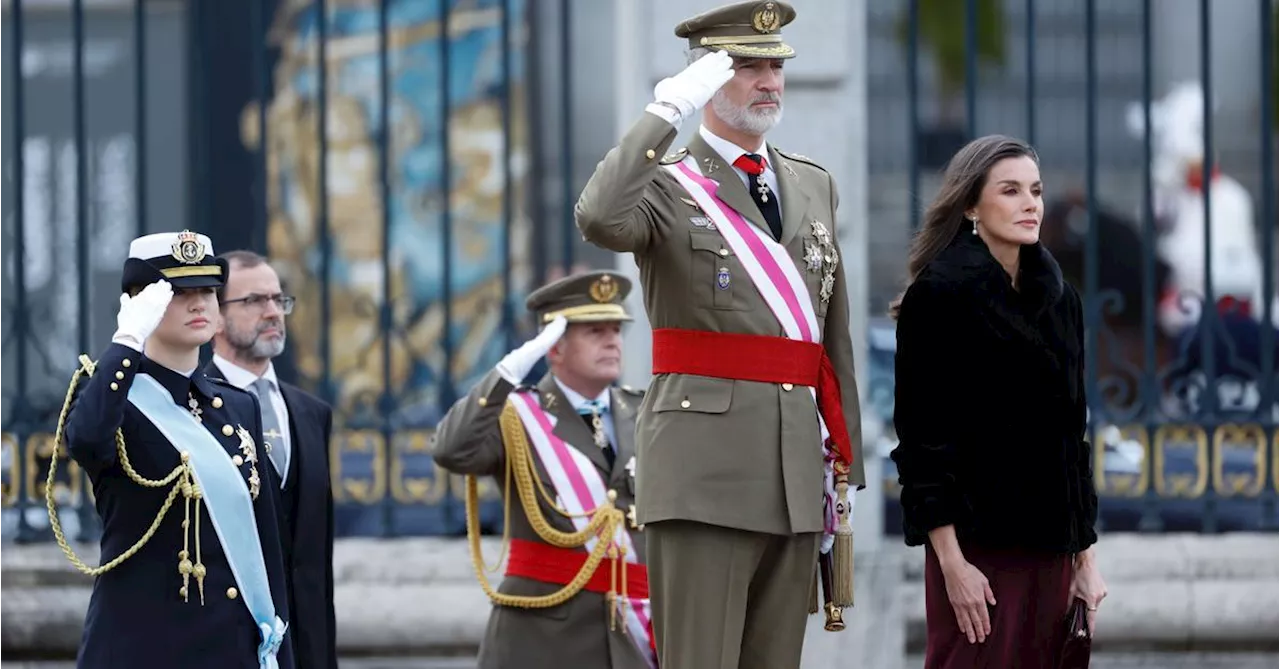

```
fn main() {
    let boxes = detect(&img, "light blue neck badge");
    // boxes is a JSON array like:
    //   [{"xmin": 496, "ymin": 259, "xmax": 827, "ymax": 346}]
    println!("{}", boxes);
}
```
[{"xmin": 128, "ymin": 373, "xmax": 287, "ymax": 668}]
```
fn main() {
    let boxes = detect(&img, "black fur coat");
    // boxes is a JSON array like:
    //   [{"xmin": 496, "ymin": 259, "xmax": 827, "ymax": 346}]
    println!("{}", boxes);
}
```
[{"xmin": 890, "ymin": 231, "xmax": 1098, "ymax": 555}]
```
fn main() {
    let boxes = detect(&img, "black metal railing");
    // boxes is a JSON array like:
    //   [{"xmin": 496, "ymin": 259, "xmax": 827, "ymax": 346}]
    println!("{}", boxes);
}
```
[
  {"xmin": 1, "ymin": 0, "xmax": 565, "ymax": 541},
  {"xmin": 3, "ymin": 0, "xmax": 1276, "ymax": 542}
]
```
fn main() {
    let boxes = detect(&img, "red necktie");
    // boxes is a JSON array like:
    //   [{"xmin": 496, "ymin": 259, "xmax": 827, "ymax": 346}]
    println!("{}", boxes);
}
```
[
  {"xmin": 732, "ymin": 154, "xmax": 768, "ymax": 175},
  {"xmin": 732, "ymin": 153, "xmax": 782, "ymax": 240}
]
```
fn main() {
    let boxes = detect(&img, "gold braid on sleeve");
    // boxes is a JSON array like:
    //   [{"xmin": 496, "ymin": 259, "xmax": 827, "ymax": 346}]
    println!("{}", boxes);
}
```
[
  {"xmin": 48, "ymin": 354, "xmax": 208, "ymax": 604},
  {"xmin": 465, "ymin": 400, "xmax": 626, "ymax": 610}
]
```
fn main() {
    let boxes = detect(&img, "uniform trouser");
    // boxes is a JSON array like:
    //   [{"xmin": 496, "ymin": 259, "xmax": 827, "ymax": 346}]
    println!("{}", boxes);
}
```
[{"xmin": 647, "ymin": 519, "xmax": 821, "ymax": 669}]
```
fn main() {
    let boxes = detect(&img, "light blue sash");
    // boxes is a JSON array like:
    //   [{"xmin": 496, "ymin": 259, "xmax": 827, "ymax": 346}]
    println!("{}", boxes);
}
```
[{"xmin": 128, "ymin": 373, "xmax": 288, "ymax": 668}]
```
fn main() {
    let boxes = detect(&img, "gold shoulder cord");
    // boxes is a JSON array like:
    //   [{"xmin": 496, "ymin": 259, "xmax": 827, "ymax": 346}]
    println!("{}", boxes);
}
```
[
  {"xmin": 465, "ymin": 400, "xmax": 628, "ymax": 614},
  {"xmin": 48, "ymin": 354, "xmax": 210, "ymax": 604}
]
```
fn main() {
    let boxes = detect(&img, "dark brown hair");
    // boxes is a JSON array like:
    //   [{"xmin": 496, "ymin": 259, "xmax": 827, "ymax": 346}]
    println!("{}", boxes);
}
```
[
  {"xmin": 216, "ymin": 249, "xmax": 270, "ymax": 304},
  {"xmin": 888, "ymin": 134, "xmax": 1039, "ymax": 319}
]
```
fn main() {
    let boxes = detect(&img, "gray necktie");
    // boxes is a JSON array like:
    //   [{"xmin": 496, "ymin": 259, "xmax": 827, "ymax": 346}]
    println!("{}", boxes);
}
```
[{"xmin": 249, "ymin": 378, "xmax": 289, "ymax": 480}]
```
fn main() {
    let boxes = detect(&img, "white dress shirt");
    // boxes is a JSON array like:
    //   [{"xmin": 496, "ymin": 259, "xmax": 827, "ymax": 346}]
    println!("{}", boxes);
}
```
[
  {"xmin": 554, "ymin": 379, "xmax": 616, "ymax": 449},
  {"xmin": 213, "ymin": 354, "xmax": 293, "ymax": 483},
  {"xmin": 698, "ymin": 124, "xmax": 782, "ymax": 208}
]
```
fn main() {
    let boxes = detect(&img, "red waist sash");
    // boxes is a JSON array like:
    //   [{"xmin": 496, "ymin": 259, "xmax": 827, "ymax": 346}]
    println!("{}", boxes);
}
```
[
  {"xmin": 650, "ymin": 327, "xmax": 854, "ymax": 472},
  {"xmin": 504, "ymin": 537, "xmax": 649, "ymax": 599}
]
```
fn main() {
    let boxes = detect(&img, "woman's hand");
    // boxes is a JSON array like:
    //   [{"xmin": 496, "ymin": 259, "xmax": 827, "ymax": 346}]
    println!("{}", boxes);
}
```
[
  {"xmin": 941, "ymin": 560, "xmax": 997, "ymax": 644},
  {"xmin": 1067, "ymin": 548, "xmax": 1107, "ymax": 636}
]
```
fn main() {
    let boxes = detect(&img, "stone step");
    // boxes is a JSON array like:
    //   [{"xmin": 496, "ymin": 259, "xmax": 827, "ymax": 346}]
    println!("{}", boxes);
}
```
[
  {"xmin": 4, "ymin": 534, "xmax": 1276, "ymax": 658},
  {"xmin": 897, "ymin": 534, "xmax": 1280, "ymax": 582},
  {"xmin": 901, "ymin": 578, "xmax": 1280, "ymax": 652}
]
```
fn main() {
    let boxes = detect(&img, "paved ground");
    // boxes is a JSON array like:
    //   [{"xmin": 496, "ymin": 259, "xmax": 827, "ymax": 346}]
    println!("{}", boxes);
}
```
[
  {"xmin": 906, "ymin": 653, "xmax": 1280, "ymax": 669},
  {"xmin": 10, "ymin": 652, "xmax": 1280, "ymax": 668}
]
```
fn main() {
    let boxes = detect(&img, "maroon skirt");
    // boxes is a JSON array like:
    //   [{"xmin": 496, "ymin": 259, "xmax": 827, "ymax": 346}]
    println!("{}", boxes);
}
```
[{"xmin": 924, "ymin": 542, "xmax": 1079, "ymax": 669}]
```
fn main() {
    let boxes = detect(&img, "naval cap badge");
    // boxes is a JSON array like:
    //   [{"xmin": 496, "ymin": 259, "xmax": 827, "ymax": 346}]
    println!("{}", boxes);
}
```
[{"xmin": 170, "ymin": 230, "xmax": 207, "ymax": 265}]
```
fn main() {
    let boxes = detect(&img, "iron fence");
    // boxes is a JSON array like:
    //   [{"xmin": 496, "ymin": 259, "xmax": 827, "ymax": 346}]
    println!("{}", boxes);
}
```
[
  {"xmin": 2, "ymin": 0, "xmax": 1277, "ymax": 542},
  {"xmin": 1, "ymin": 0, "xmax": 579, "ymax": 540}
]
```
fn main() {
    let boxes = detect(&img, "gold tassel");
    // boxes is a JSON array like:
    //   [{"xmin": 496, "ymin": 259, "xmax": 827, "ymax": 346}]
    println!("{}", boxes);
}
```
[
  {"xmin": 607, "ymin": 543, "xmax": 620, "ymax": 632},
  {"xmin": 831, "ymin": 472, "xmax": 855, "ymax": 608}
]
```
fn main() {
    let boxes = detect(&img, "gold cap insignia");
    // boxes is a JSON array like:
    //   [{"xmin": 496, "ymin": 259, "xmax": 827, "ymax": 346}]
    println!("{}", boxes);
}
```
[
  {"xmin": 589, "ymin": 274, "xmax": 620, "ymax": 303},
  {"xmin": 752, "ymin": 3, "xmax": 782, "ymax": 33},
  {"xmin": 171, "ymin": 230, "xmax": 207, "ymax": 265}
]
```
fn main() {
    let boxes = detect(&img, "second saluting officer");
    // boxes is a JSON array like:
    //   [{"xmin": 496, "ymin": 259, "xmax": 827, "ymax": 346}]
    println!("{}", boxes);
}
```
[
  {"xmin": 432, "ymin": 270, "xmax": 655, "ymax": 669},
  {"xmin": 56, "ymin": 231, "xmax": 295, "ymax": 669}
]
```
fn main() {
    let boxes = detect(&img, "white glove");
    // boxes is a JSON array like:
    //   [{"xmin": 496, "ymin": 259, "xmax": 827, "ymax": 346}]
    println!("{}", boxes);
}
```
[
  {"xmin": 652, "ymin": 50, "xmax": 734, "ymax": 121},
  {"xmin": 495, "ymin": 315, "xmax": 568, "ymax": 385},
  {"xmin": 111, "ymin": 280, "xmax": 174, "ymax": 352}
]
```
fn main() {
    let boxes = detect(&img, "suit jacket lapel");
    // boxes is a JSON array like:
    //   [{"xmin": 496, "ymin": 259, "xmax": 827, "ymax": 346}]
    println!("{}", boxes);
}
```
[
  {"xmin": 608, "ymin": 387, "xmax": 638, "ymax": 485},
  {"xmin": 536, "ymin": 375, "xmax": 612, "ymax": 476},
  {"xmin": 280, "ymin": 384, "xmax": 321, "ymax": 550},
  {"xmin": 770, "ymin": 147, "xmax": 813, "ymax": 247},
  {"xmin": 280, "ymin": 385, "xmax": 310, "ymax": 490},
  {"xmin": 687, "ymin": 135, "xmax": 773, "ymax": 238}
]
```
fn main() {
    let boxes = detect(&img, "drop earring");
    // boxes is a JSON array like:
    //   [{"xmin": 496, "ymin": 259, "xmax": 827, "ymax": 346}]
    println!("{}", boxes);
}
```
[{"xmin": 969, "ymin": 216, "xmax": 978, "ymax": 235}]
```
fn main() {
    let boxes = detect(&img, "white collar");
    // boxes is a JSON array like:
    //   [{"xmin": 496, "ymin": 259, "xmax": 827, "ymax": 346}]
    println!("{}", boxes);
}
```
[
  {"xmin": 699, "ymin": 124, "xmax": 770, "ymax": 170},
  {"xmin": 212, "ymin": 353, "xmax": 280, "ymax": 392},
  {"xmin": 553, "ymin": 377, "xmax": 611, "ymax": 413}
]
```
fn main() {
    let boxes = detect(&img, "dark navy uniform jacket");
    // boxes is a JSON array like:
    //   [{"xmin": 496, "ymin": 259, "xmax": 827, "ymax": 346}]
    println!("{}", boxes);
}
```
[
  {"xmin": 63, "ymin": 343, "xmax": 296, "ymax": 669},
  {"xmin": 205, "ymin": 361, "xmax": 339, "ymax": 669}
]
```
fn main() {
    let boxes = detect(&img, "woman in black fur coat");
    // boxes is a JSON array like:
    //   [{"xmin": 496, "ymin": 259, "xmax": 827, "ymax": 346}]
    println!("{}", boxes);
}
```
[{"xmin": 889, "ymin": 135, "xmax": 1108, "ymax": 668}]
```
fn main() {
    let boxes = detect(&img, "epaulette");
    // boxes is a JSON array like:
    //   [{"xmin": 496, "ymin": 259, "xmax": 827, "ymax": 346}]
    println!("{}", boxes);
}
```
[
  {"xmin": 659, "ymin": 147, "xmax": 689, "ymax": 165},
  {"xmin": 618, "ymin": 384, "xmax": 646, "ymax": 397},
  {"xmin": 775, "ymin": 148, "xmax": 828, "ymax": 173}
]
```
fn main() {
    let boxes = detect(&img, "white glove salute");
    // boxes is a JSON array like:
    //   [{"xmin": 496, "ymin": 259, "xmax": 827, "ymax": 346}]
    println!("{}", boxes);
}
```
[
  {"xmin": 111, "ymin": 280, "xmax": 174, "ymax": 352},
  {"xmin": 652, "ymin": 50, "xmax": 735, "ymax": 122},
  {"xmin": 495, "ymin": 315, "xmax": 568, "ymax": 386}
]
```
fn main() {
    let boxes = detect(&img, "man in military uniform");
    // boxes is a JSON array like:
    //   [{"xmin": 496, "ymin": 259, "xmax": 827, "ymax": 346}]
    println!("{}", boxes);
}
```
[
  {"xmin": 433, "ymin": 270, "xmax": 655, "ymax": 669},
  {"xmin": 58, "ymin": 231, "xmax": 294, "ymax": 669},
  {"xmin": 575, "ymin": 2, "xmax": 866, "ymax": 667}
]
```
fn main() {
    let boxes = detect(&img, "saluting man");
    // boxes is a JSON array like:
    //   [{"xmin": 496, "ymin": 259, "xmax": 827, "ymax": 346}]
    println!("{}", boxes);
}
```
[
  {"xmin": 432, "ymin": 270, "xmax": 655, "ymax": 669},
  {"xmin": 58, "ymin": 231, "xmax": 294, "ymax": 669},
  {"xmin": 575, "ymin": 2, "xmax": 866, "ymax": 667}
]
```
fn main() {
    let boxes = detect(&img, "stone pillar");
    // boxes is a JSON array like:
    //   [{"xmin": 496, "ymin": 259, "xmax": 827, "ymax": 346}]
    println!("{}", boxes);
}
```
[{"xmin": 613, "ymin": 0, "xmax": 653, "ymax": 391}]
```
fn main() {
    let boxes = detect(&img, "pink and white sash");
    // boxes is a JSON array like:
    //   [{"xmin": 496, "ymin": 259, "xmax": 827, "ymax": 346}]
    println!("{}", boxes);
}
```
[
  {"xmin": 509, "ymin": 391, "xmax": 657, "ymax": 668},
  {"xmin": 661, "ymin": 156, "xmax": 842, "ymax": 545}
]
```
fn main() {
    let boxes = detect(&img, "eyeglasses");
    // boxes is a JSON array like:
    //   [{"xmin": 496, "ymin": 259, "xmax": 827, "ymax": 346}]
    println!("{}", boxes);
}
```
[{"xmin": 222, "ymin": 293, "xmax": 296, "ymax": 315}]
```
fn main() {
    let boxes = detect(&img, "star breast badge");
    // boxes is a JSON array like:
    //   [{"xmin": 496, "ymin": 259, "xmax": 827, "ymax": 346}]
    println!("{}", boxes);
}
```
[
  {"xmin": 235, "ymin": 425, "xmax": 261, "ymax": 500},
  {"xmin": 804, "ymin": 240, "xmax": 823, "ymax": 272},
  {"xmin": 808, "ymin": 220, "xmax": 839, "ymax": 304}
]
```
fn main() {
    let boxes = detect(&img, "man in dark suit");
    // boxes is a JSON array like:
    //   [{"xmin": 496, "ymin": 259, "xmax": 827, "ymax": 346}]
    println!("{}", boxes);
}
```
[{"xmin": 206, "ymin": 249, "xmax": 337, "ymax": 669}]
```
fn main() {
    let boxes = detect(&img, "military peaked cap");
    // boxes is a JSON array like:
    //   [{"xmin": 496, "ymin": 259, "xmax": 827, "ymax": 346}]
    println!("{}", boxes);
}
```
[
  {"xmin": 674, "ymin": 1, "xmax": 798, "ymax": 59},
  {"xmin": 526, "ymin": 271, "xmax": 633, "ymax": 325},
  {"xmin": 122, "ymin": 230, "xmax": 228, "ymax": 293}
]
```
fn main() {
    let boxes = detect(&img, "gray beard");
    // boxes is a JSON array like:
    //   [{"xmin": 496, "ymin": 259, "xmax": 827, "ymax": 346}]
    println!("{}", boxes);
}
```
[
  {"xmin": 231, "ymin": 327, "xmax": 286, "ymax": 361},
  {"xmin": 711, "ymin": 90, "xmax": 782, "ymax": 136}
]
